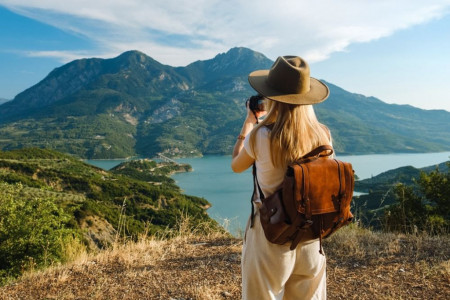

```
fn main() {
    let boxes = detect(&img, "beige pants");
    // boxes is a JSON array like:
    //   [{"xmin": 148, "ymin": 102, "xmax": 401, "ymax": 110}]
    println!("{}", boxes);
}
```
[{"xmin": 242, "ymin": 208, "xmax": 327, "ymax": 300}]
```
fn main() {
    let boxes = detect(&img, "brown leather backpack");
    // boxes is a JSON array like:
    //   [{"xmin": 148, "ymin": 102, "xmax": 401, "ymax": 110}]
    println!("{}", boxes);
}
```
[{"xmin": 251, "ymin": 145, "xmax": 354, "ymax": 253}]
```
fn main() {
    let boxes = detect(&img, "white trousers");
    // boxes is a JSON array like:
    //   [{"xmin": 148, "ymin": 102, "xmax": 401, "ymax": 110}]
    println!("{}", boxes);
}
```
[{"xmin": 242, "ymin": 208, "xmax": 327, "ymax": 300}]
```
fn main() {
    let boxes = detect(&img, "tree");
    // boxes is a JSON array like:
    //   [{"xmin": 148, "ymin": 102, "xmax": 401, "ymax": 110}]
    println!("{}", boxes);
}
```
[
  {"xmin": 417, "ymin": 162, "xmax": 449, "ymax": 232},
  {"xmin": 383, "ymin": 162, "xmax": 449, "ymax": 234}
]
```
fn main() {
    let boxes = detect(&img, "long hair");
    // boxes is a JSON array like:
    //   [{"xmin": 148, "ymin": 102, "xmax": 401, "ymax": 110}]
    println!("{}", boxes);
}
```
[{"xmin": 250, "ymin": 99, "xmax": 331, "ymax": 168}]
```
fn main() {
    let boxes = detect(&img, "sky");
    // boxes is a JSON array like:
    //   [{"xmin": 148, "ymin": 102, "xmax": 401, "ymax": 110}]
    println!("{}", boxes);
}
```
[{"xmin": 1, "ymin": 0, "xmax": 450, "ymax": 111}]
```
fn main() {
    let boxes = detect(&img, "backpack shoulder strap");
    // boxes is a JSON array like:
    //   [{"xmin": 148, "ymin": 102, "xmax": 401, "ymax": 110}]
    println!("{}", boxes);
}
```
[
  {"xmin": 250, "ymin": 164, "xmax": 265, "ymax": 227},
  {"xmin": 264, "ymin": 123, "xmax": 275, "ymax": 130}
]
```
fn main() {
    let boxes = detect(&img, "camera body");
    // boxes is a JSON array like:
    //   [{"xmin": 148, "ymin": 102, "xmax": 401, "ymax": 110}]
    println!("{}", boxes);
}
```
[{"xmin": 246, "ymin": 94, "xmax": 266, "ymax": 113}]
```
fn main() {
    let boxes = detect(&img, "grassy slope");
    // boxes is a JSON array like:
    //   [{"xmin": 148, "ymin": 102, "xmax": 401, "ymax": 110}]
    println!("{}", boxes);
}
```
[
  {"xmin": 1, "ymin": 225, "xmax": 448, "ymax": 299},
  {"xmin": 0, "ymin": 148, "xmax": 213, "ymax": 245}
]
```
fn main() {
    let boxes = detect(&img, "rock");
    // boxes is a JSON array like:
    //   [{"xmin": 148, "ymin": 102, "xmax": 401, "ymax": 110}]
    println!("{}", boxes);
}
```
[{"xmin": 221, "ymin": 291, "xmax": 232, "ymax": 297}]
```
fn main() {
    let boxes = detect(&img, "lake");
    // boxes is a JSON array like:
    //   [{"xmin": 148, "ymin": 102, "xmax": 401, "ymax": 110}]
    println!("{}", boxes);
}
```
[{"xmin": 87, "ymin": 151, "xmax": 450, "ymax": 236}]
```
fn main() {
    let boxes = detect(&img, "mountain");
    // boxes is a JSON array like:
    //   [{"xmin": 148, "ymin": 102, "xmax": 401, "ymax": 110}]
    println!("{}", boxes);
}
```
[
  {"xmin": 177, "ymin": 47, "xmax": 272, "ymax": 87},
  {"xmin": 0, "ymin": 98, "xmax": 9, "ymax": 105},
  {"xmin": 0, "ymin": 47, "xmax": 448, "ymax": 158},
  {"xmin": 316, "ymin": 83, "xmax": 450, "ymax": 154}
]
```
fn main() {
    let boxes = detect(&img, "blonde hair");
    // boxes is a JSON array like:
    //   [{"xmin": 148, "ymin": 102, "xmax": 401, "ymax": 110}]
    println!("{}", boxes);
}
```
[{"xmin": 250, "ymin": 99, "xmax": 332, "ymax": 168}]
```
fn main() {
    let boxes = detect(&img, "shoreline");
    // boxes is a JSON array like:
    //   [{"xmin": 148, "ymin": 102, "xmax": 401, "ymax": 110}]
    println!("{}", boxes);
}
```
[{"xmin": 82, "ymin": 149, "xmax": 450, "ymax": 161}]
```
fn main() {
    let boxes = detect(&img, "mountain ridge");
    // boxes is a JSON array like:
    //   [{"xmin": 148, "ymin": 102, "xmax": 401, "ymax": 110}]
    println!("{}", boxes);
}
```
[
  {"xmin": 0, "ymin": 47, "xmax": 449, "ymax": 158},
  {"xmin": 317, "ymin": 81, "xmax": 450, "ymax": 149}
]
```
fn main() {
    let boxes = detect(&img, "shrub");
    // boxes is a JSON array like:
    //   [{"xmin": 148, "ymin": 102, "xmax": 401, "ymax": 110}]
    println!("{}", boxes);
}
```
[
  {"xmin": 382, "ymin": 162, "xmax": 449, "ymax": 234},
  {"xmin": 0, "ymin": 183, "xmax": 84, "ymax": 282}
]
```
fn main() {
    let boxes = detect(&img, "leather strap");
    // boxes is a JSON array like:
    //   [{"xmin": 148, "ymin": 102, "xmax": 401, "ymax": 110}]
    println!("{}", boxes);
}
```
[
  {"xmin": 302, "ymin": 164, "xmax": 312, "ymax": 220},
  {"xmin": 334, "ymin": 159, "xmax": 344, "ymax": 201},
  {"xmin": 250, "ymin": 163, "xmax": 265, "ymax": 227},
  {"xmin": 342, "ymin": 163, "xmax": 352, "ymax": 217},
  {"xmin": 250, "ymin": 164, "xmax": 257, "ymax": 227},
  {"xmin": 337, "ymin": 160, "xmax": 347, "ymax": 211},
  {"xmin": 302, "ymin": 145, "xmax": 333, "ymax": 159},
  {"xmin": 254, "ymin": 165, "xmax": 265, "ymax": 200},
  {"xmin": 294, "ymin": 165, "xmax": 303, "ymax": 203},
  {"xmin": 335, "ymin": 160, "xmax": 345, "ymax": 225}
]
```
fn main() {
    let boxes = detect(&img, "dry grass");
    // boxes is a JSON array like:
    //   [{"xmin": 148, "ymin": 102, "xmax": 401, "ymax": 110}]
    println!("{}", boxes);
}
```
[
  {"xmin": 1, "ymin": 223, "xmax": 449, "ymax": 300},
  {"xmin": 325, "ymin": 225, "xmax": 450, "ymax": 299}
]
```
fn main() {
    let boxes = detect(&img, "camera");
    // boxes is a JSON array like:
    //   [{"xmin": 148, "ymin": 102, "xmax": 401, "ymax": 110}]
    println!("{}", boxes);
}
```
[{"xmin": 246, "ymin": 94, "xmax": 266, "ymax": 113}]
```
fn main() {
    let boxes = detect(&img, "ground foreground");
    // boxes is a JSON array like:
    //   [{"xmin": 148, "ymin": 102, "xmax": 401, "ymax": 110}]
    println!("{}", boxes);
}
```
[{"xmin": 0, "ymin": 226, "xmax": 449, "ymax": 299}]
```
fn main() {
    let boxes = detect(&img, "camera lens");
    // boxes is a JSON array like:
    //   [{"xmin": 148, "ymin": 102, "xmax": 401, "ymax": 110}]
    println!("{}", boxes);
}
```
[
  {"xmin": 247, "ymin": 94, "xmax": 265, "ymax": 112},
  {"xmin": 257, "ymin": 99, "xmax": 266, "ymax": 111}
]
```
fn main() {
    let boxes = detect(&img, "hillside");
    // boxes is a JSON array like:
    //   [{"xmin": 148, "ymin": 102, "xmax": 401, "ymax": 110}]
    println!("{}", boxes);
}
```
[
  {"xmin": 0, "ymin": 48, "xmax": 448, "ymax": 158},
  {"xmin": 0, "ymin": 148, "xmax": 218, "ymax": 281},
  {"xmin": 1, "ymin": 226, "xmax": 448, "ymax": 299},
  {"xmin": 316, "ymin": 82, "xmax": 450, "ymax": 154},
  {"xmin": 355, "ymin": 161, "xmax": 449, "ymax": 193},
  {"xmin": 353, "ymin": 160, "xmax": 449, "ymax": 228},
  {"xmin": 0, "ymin": 148, "xmax": 213, "ymax": 239}
]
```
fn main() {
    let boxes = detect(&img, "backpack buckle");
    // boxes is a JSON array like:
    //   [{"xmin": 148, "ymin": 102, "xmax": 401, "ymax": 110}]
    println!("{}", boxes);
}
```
[{"xmin": 298, "ymin": 220, "xmax": 313, "ymax": 230}]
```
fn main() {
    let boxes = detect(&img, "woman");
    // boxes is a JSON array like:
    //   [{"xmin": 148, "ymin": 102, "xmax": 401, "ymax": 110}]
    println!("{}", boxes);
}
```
[{"xmin": 231, "ymin": 56, "xmax": 331, "ymax": 300}]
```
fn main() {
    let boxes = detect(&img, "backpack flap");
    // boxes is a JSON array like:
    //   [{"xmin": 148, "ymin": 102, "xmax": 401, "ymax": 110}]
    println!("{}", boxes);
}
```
[{"xmin": 294, "ymin": 158, "xmax": 344, "ymax": 216}]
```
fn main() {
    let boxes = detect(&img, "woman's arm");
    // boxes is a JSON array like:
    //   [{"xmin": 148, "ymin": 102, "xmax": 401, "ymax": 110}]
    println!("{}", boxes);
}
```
[
  {"xmin": 231, "ymin": 119, "xmax": 255, "ymax": 173},
  {"xmin": 231, "ymin": 107, "xmax": 264, "ymax": 173}
]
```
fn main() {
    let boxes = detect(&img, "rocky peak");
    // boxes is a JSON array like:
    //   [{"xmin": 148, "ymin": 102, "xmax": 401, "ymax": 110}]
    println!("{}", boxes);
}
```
[
  {"xmin": 181, "ymin": 47, "xmax": 273, "ymax": 87},
  {"xmin": 108, "ymin": 50, "xmax": 163, "ymax": 71}
]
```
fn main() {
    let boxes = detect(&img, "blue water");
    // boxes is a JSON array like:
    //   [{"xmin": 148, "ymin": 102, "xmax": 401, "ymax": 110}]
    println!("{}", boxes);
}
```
[{"xmin": 87, "ymin": 151, "xmax": 450, "ymax": 235}]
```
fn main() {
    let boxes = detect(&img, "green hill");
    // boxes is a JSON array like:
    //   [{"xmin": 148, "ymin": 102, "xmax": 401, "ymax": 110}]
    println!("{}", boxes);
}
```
[
  {"xmin": 316, "ymin": 82, "xmax": 450, "ymax": 154},
  {"xmin": 0, "ymin": 148, "xmax": 217, "ymax": 280},
  {"xmin": 0, "ymin": 48, "xmax": 448, "ymax": 158},
  {"xmin": 0, "ymin": 148, "xmax": 214, "ymax": 245},
  {"xmin": 355, "ymin": 161, "xmax": 448, "ymax": 193},
  {"xmin": 353, "ymin": 160, "xmax": 449, "ymax": 226}
]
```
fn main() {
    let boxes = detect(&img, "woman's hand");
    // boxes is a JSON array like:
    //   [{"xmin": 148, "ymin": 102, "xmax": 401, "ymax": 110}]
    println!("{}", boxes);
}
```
[{"xmin": 246, "ymin": 102, "xmax": 267, "ymax": 124}]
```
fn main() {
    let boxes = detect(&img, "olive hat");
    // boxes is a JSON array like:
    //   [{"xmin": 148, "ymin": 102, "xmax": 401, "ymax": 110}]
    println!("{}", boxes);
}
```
[{"xmin": 248, "ymin": 56, "xmax": 329, "ymax": 104}]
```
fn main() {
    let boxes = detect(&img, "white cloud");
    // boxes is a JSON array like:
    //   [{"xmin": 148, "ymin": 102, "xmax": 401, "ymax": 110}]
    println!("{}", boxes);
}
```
[
  {"xmin": 1, "ymin": 0, "xmax": 450, "ymax": 65},
  {"xmin": 23, "ymin": 50, "xmax": 98, "ymax": 62}
]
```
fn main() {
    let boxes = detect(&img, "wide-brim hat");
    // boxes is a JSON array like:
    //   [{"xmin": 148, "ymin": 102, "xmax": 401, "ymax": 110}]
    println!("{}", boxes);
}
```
[{"xmin": 248, "ymin": 56, "xmax": 329, "ymax": 105}]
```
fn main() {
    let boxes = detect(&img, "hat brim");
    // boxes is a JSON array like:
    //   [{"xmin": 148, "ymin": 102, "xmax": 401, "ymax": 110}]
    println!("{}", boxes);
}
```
[{"xmin": 248, "ymin": 70, "xmax": 329, "ymax": 105}]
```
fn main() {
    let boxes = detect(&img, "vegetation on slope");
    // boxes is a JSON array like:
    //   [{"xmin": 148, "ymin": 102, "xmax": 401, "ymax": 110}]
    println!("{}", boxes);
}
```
[
  {"xmin": 0, "ymin": 224, "xmax": 448, "ymax": 299},
  {"xmin": 0, "ymin": 114, "xmax": 137, "ymax": 159},
  {"xmin": 0, "ymin": 48, "xmax": 449, "ymax": 159},
  {"xmin": 1, "ymin": 147, "xmax": 449, "ymax": 297},
  {"xmin": 111, "ymin": 158, "xmax": 192, "ymax": 190},
  {"xmin": 354, "ymin": 161, "xmax": 449, "ymax": 233},
  {"xmin": 0, "ymin": 148, "xmax": 216, "ymax": 283},
  {"xmin": 0, "ymin": 182, "xmax": 84, "ymax": 280}
]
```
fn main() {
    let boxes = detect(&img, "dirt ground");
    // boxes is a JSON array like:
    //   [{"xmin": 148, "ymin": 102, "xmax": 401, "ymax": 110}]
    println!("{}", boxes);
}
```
[{"xmin": 1, "ymin": 227, "xmax": 449, "ymax": 299}]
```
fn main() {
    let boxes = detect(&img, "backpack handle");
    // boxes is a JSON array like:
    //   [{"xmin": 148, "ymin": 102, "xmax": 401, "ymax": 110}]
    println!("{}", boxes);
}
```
[{"xmin": 302, "ymin": 145, "xmax": 333, "ymax": 159}]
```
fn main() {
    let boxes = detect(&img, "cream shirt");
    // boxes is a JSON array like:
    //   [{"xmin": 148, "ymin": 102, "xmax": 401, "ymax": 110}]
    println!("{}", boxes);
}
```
[{"xmin": 244, "ymin": 126, "xmax": 285, "ymax": 201}]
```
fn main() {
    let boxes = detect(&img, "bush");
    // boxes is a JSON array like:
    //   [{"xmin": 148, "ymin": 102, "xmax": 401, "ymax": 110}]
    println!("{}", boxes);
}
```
[
  {"xmin": 0, "ymin": 183, "xmax": 84, "ymax": 282},
  {"xmin": 382, "ymin": 162, "xmax": 449, "ymax": 234}
]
